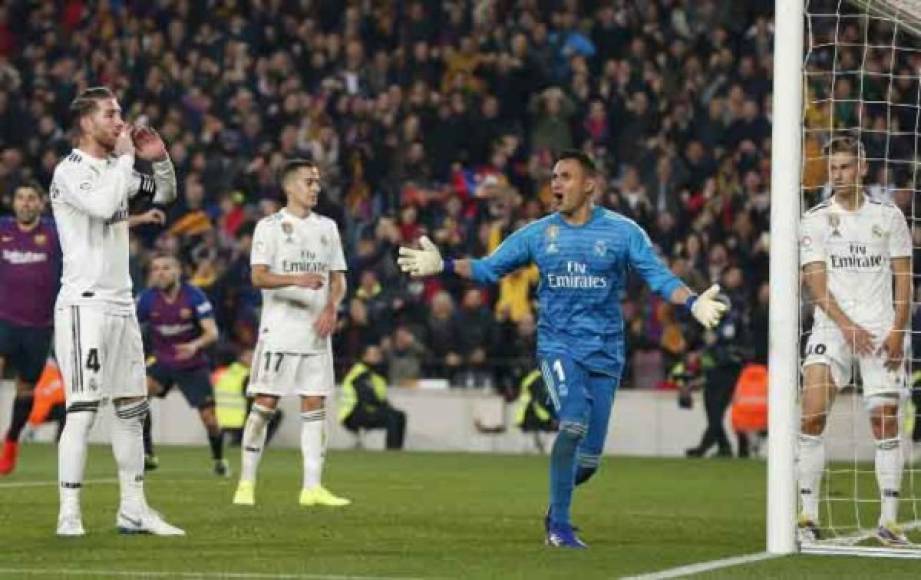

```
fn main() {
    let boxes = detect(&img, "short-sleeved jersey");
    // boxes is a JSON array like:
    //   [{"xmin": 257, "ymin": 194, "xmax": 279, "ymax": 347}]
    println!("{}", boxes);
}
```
[
  {"xmin": 470, "ymin": 206, "xmax": 685, "ymax": 376},
  {"xmin": 0, "ymin": 218, "xmax": 61, "ymax": 328},
  {"xmin": 251, "ymin": 209, "xmax": 347, "ymax": 354},
  {"xmin": 137, "ymin": 283, "xmax": 215, "ymax": 370},
  {"xmin": 50, "ymin": 149, "xmax": 176, "ymax": 310},
  {"xmin": 800, "ymin": 197, "xmax": 912, "ymax": 332}
]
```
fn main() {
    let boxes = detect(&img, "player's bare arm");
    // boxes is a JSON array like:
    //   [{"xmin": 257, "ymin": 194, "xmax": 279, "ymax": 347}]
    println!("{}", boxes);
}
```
[
  {"xmin": 802, "ymin": 260, "xmax": 874, "ymax": 355},
  {"xmin": 175, "ymin": 317, "xmax": 219, "ymax": 361},
  {"xmin": 128, "ymin": 208, "xmax": 166, "ymax": 228},
  {"xmin": 314, "ymin": 271, "xmax": 346, "ymax": 338},
  {"xmin": 880, "ymin": 256, "xmax": 911, "ymax": 370},
  {"xmin": 251, "ymin": 264, "xmax": 324, "ymax": 290}
]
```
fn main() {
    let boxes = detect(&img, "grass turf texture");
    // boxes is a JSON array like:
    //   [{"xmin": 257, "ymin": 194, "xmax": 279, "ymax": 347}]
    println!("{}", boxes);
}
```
[{"xmin": 1, "ymin": 445, "xmax": 920, "ymax": 579}]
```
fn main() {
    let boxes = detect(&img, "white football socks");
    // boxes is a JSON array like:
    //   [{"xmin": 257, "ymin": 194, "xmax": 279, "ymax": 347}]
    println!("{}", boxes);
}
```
[
  {"xmin": 798, "ymin": 433, "xmax": 825, "ymax": 523},
  {"xmin": 58, "ymin": 403, "xmax": 98, "ymax": 514},
  {"xmin": 240, "ymin": 403, "xmax": 274, "ymax": 484},
  {"xmin": 875, "ymin": 437, "xmax": 903, "ymax": 526},
  {"xmin": 112, "ymin": 399, "xmax": 150, "ymax": 514},
  {"xmin": 301, "ymin": 408, "xmax": 326, "ymax": 490}
]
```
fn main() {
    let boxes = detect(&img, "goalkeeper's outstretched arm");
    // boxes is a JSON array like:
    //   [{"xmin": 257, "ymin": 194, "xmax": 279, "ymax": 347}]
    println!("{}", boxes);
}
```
[{"xmin": 398, "ymin": 231, "xmax": 530, "ymax": 284}]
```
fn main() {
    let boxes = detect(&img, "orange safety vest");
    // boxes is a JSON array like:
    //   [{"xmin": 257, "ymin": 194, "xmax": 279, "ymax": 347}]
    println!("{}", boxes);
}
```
[
  {"xmin": 28, "ymin": 360, "xmax": 66, "ymax": 425},
  {"xmin": 731, "ymin": 363, "xmax": 768, "ymax": 432}
]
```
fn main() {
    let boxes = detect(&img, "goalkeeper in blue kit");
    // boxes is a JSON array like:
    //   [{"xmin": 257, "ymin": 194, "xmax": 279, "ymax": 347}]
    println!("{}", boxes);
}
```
[{"xmin": 398, "ymin": 151, "xmax": 727, "ymax": 548}]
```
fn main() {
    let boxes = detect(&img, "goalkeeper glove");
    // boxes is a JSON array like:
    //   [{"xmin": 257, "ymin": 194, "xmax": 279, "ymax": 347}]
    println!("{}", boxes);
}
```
[
  {"xmin": 687, "ymin": 284, "xmax": 729, "ymax": 329},
  {"xmin": 397, "ymin": 236, "xmax": 444, "ymax": 277}
]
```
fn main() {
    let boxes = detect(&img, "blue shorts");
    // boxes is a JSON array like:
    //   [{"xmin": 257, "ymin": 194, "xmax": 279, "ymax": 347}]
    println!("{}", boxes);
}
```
[
  {"xmin": 539, "ymin": 354, "xmax": 619, "ymax": 456},
  {"xmin": 148, "ymin": 362, "xmax": 214, "ymax": 410},
  {"xmin": 0, "ymin": 320, "xmax": 52, "ymax": 384}
]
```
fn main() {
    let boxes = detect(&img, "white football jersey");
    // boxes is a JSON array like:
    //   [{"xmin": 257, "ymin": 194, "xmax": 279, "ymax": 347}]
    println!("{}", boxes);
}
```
[
  {"xmin": 800, "ymin": 197, "xmax": 911, "ymax": 332},
  {"xmin": 252, "ymin": 208, "xmax": 347, "ymax": 353},
  {"xmin": 50, "ymin": 149, "xmax": 176, "ymax": 309}
]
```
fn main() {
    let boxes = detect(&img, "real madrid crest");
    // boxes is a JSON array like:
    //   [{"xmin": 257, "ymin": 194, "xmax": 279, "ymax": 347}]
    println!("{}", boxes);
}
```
[
  {"xmin": 594, "ymin": 240, "xmax": 607, "ymax": 256},
  {"xmin": 872, "ymin": 224, "xmax": 883, "ymax": 238},
  {"xmin": 545, "ymin": 224, "xmax": 559, "ymax": 254},
  {"xmin": 34, "ymin": 233, "xmax": 47, "ymax": 246},
  {"xmin": 281, "ymin": 222, "xmax": 294, "ymax": 243},
  {"xmin": 180, "ymin": 308, "xmax": 192, "ymax": 320},
  {"xmin": 827, "ymin": 213, "xmax": 842, "ymax": 237}
]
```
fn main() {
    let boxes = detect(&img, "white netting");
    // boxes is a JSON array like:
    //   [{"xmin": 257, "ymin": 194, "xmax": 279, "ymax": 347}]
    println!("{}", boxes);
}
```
[{"xmin": 800, "ymin": 0, "xmax": 921, "ymax": 550}]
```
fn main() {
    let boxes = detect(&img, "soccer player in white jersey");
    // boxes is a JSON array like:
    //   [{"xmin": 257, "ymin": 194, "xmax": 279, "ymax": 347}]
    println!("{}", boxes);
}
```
[
  {"xmin": 233, "ymin": 159, "xmax": 350, "ymax": 508},
  {"xmin": 49, "ymin": 86, "xmax": 183, "ymax": 536},
  {"xmin": 798, "ymin": 137, "xmax": 912, "ymax": 546}
]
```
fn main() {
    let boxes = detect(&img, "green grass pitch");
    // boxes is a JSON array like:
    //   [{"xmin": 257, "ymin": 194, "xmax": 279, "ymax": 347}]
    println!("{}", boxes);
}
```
[{"xmin": 1, "ymin": 444, "xmax": 920, "ymax": 579}]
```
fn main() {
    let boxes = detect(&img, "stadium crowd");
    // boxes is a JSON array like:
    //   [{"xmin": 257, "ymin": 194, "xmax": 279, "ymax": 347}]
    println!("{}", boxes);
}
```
[{"xmin": 0, "ymin": 0, "xmax": 916, "ymax": 398}]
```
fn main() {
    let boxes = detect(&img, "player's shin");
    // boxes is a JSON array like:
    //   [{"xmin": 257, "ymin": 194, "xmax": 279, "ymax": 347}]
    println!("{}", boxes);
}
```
[
  {"xmin": 240, "ymin": 403, "xmax": 274, "ymax": 483},
  {"xmin": 798, "ymin": 434, "xmax": 825, "ymax": 523},
  {"xmin": 58, "ymin": 402, "xmax": 99, "ymax": 512},
  {"xmin": 112, "ymin": 399, "xmax": 150, "ymax": 513},
  {"xmin": 574, "ymin": 453, "xmax": 600, "ymax": 486},
  {"xmin": 875, "ymin": 437, "xmax": 903, "ymax": 526},
  {"xmin": 7, "ymin": 393, "xmax": 34, "ymax": 442},
  {"xmin": 549, "ymin": 422, "xmax": 586, "ymax": 526},
  {"xmin": 301, "ymin": 408, "xmax": 326, "ymax": 489}
]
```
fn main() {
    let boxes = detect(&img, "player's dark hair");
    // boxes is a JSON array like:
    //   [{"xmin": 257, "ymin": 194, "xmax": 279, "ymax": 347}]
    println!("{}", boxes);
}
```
[
  {"xmin": 555, "ymin": 149, "xmax": 598, "ymax": 176},
  {"xmin": 15, "ymin": 180, "xmax": 46, "ymax": 198},
  {"xmin": 278, "ymin": 158, "xmax": 317, "ymax": 190},
  {"xmin": 69, "ymin": 86, "xmax": 116, "ymax": 127},
  {"xmin": 824, "ymin": 135, "xmax": 865, "ymax": 160}
]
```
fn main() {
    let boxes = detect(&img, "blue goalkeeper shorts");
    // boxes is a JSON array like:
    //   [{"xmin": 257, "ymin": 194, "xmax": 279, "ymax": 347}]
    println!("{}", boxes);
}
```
[{"xmin": 538, "ymin": 354, "xmax": 619, "ymax": 455}]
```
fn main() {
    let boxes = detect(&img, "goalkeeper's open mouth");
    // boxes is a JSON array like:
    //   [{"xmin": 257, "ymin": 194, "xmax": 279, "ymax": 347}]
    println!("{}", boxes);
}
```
[{"xmin": 551, "ymin": 191, "xmax": 563, "ymax": 210}]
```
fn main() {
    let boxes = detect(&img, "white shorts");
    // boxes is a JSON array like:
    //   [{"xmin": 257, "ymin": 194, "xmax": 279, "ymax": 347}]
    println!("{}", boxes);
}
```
[
  {"xmin": 247, "ymin": 343, "xmax": 334, "ymax": 398},
  {"xmin": 802, "ymin": 325, "xmax": 906, "ymax": 399},
  {"xmin": 55, "ymin": 304, "xmax": 147, "ymax": 405}
]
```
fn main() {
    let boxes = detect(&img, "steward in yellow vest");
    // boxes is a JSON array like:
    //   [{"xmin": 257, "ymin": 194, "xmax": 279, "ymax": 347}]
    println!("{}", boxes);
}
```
[{"xmin": 339, "ymin": 345, "xmax": 406, "ymax": 450}]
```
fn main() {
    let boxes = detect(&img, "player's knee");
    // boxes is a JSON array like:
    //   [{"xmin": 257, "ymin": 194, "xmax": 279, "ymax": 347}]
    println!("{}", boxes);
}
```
[
  {"xmin": 199, "ymin": 403, "xmax": 217, "ymax": 424},
  {"xmin": 800, "ymin": 413, "xmax": 826, "ymax": 436},
  {"xmin": 301, "ymin": 395, "xmax": 325, "ymax": 412},
  {"xmin": 867, "ymin": 396, "xmax": 899, "ymax": 438},
  {"xmin": 146, "ymin": 378, "xmax": 163, "ymax": 396},
  {"xmin": 15, "ymin": 380, "xmax": 35, "ymax": 397},
  {"xmin": 556, "ymin": 421, "xmax": 587, "ymax": 446},
  {"xmin": 251, "ymin": 402, "xmax": 277, "ymax": 419},
  {"xmin": 64, "ymin": 401, "xmax": 100, "ymax": 435},
  {"xmin": 114, "ymin": 398, "xmax": 149, "ymax": 421}
]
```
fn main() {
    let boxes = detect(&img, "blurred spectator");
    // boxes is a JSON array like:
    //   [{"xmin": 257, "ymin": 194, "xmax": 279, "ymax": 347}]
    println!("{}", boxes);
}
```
[
  {"xmin": 339, "ymin": 344, "xmax": 407, "ymax": 450},
  {"xmin": 423, "ymin": 291, "xmax": 462, "ymax": 378},
  {"xmin": 455, "ymin": 288, "xmax": 497, "ymax": 357},
  {"xmin": 387, "ymin": 325, "xmax": 427, "ymax": 387},
  {"xmin": 2, "ymin": 0, "xmax": 911, "ymax": 390}
]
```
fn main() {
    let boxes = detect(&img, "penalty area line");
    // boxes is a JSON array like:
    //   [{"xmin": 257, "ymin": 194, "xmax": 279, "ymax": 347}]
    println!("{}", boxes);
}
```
[
  {"xmin": 620, "ymin": 551, "xmax": 780, "ymax": 579},
  {"xmin": 0, "ymin": 569, "xmax": 426, "ymax": 580}
]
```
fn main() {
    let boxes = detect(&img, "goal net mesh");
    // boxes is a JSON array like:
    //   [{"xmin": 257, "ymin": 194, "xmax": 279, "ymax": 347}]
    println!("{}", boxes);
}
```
[{"xmin": 799, "ymin": 0, "xmax": 921, "ymax": 550}]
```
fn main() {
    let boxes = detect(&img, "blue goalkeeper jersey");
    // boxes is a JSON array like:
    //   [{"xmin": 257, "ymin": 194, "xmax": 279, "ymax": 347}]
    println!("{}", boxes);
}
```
[{"xmin": 470, "ymin": 206, "xmax": 685, "ymax": 376}]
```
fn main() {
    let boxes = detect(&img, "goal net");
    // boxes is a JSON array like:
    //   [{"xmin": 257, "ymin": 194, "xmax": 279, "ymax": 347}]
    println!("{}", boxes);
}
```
[{"xmin": 773, "ymin": 0, "xmax": 921, "ymax": 557}]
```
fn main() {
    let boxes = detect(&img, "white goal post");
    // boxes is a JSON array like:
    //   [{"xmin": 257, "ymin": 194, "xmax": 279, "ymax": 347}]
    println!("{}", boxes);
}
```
[{"xmin": 770, "ymin": 0, "xmax": 921, "ymax": 557}]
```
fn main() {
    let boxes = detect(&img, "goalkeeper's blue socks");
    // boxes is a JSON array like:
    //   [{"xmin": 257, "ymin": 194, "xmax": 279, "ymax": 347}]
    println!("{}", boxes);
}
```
[{"xmin": 548, "ymin": 423, "xmax": 585, "ymax": 526}]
